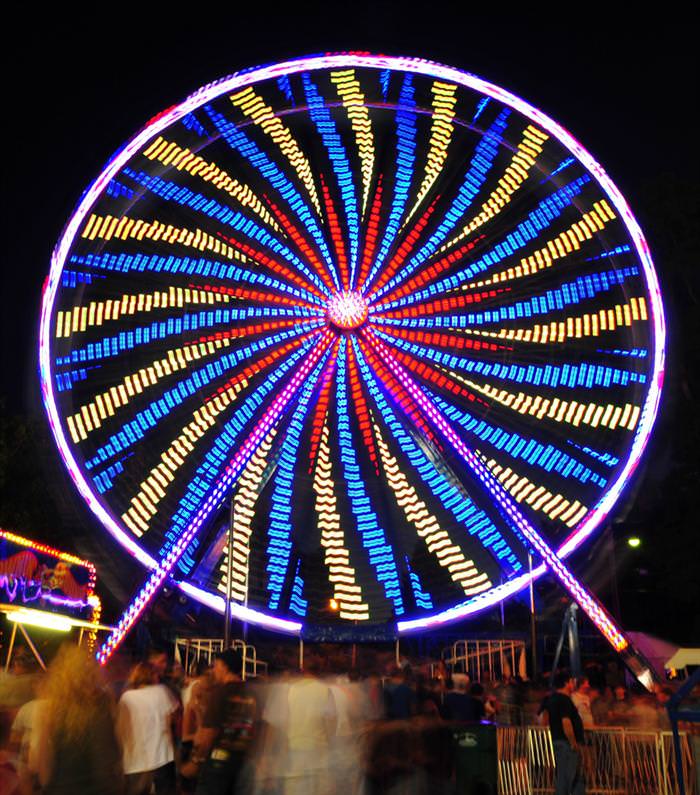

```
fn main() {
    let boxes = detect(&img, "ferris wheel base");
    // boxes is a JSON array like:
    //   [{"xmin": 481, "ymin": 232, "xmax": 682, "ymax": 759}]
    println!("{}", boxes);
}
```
[{"xmin": 300, "ymin": 622, "xmax": 398, "ymax": 643}]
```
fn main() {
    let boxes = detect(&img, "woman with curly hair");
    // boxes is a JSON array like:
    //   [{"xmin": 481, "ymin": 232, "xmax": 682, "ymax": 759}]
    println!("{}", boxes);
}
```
[
  {"xmin": 117, "ymin": 660, "xmax": 179, "ymax": 795},
  {"xmin": 30, "ymin": 644, "xmax": 123, "ymax": 795}
]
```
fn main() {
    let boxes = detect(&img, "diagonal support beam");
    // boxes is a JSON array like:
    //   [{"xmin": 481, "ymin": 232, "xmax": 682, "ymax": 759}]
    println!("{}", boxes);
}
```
[
  {"xmin": 362, "ymin": 327, "xmax": 656, "ymax": 689},
  {"xmin": 96, "ymin": 330, "xmax": 334, "ymax": 664}
]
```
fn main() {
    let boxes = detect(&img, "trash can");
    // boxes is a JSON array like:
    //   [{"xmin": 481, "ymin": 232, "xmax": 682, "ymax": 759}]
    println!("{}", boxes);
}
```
[{"xmin": 453, "ymin": 723, "xmax": 498, "ymax": 795}]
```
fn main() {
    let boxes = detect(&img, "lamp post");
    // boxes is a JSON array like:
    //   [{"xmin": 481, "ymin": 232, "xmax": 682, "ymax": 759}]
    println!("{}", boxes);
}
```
[{"xmin": 224, "ymin": 499, "xmax": 234, "ymax": 650}]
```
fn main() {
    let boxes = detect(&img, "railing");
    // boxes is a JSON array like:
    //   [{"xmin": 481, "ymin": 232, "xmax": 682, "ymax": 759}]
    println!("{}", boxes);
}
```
[
  {"xmin": 498, "ymin": 725, "xmax": 697, "ymax": 795},
  {"xmin": 173, "ymin": 636, "xmax": 267, "ymax": 679},
  {"xmin": 437, "ymin": 638, "xmax": 527, "ymax": 681}
]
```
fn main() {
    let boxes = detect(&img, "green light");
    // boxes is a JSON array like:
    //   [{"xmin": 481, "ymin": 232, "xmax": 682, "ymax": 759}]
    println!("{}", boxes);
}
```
[{"xmin": 627, "ymin": 536, "xmax": 642, "ymax": 548}]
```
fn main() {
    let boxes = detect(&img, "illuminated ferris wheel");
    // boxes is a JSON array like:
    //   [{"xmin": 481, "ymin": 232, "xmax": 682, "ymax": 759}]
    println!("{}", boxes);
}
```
[{"xmin": 39, "ymin": 54, "xmax": 664, "ymax": 666}]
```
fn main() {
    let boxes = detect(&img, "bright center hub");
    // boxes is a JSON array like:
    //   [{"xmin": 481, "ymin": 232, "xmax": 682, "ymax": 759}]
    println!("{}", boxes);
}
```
[{"xmin": 326, "ymin": 291, "xmax": 369, "ymax": 331}]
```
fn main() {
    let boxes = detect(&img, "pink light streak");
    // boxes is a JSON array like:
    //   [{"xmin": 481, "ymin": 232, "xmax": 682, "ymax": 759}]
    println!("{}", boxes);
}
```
[
  {"xmin": 364, "ymin": 328, "xmax": 628, "ymax": 651},
  {"xmin": 96, "ymin": 330, "xmax": 333, "ymax": 662}
]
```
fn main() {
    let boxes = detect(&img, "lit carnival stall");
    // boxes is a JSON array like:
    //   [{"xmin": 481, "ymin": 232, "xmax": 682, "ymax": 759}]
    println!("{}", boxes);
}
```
[{"xmin": 0, "ymin": 530, "xmax": 111, "ymax": 670}]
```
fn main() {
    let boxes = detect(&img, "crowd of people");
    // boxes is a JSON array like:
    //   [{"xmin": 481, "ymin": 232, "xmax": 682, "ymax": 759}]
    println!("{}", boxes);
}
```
[{"xmin": 0, "ymin": 642, "xmax": 690, "ymax": 794}]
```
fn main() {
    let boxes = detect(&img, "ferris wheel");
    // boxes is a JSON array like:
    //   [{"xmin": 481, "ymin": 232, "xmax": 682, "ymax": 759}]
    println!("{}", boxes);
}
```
[{"xmin": 39, "ymin": 54, "xmax": 664, "ymax": 671}]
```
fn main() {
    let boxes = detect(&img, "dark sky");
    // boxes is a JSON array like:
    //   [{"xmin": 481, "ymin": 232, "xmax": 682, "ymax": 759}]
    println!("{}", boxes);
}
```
[
  {"xmin": 1, "ymin": 7, "xmax": 698, "ymax": 641},
  {"xmin": 2, "ymin": 8, "xmax": 696, "ymax": 407}
]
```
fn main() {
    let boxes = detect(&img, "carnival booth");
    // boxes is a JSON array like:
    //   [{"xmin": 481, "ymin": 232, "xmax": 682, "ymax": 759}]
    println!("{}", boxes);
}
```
[{"xmin": 0, "ymin": 529, "xmax": 111, "ymax": 670}]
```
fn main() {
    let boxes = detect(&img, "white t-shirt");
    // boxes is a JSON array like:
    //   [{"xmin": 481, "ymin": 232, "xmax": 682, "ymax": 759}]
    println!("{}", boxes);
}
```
[
  {"xmin": 11, "ymin": 699, "xmax": 45, "ymax": 769},
  {"xmin": 286, "ymin": 677, "xmax": 336, "ymax": 751},
  {"xmin": 117, "ymin": 685, "xmax": 178, "ymax": 774}
]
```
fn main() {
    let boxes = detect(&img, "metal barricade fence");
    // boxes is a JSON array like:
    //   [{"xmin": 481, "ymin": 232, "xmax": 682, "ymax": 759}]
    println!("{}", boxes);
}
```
[{"xmin": 496, "ymin": 726, "xmax": 697, "ymax": 795}]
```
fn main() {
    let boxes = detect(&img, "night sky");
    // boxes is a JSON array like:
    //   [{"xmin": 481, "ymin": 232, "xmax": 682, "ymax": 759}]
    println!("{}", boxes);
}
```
[{"xmin": 1, "ymin": 7, "xmax": 698, "ymax": 644}]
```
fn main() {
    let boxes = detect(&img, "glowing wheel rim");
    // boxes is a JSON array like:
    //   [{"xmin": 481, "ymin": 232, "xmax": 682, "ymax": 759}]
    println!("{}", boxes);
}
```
[{"xmin": 40, "ymin": 54, "xmax": 665, "ymax": 638}]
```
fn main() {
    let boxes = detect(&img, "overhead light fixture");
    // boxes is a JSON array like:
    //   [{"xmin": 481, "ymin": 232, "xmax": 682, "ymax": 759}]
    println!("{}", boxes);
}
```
[
  {"xmin": 6, "ymin": 608, "xmax": 72, "ymax": 632},
  {"xmin": 627, "ymin": 537, "xmax": 642, "ymax": 548}
]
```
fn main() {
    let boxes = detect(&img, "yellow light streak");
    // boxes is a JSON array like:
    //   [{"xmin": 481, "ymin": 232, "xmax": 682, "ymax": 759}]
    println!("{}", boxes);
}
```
[
  {"xmin": 56, "ymin": 286, "xmax": 230, "ymax": 340},
  {"xmin": 122, "ymin": 377, "xmax": 249, "ymax": 536},
  {"xmin": 436, "ymin": 366, "xmax": 640, "ymax": 432},
  {"xmin": 312, "ymin": 424, "xmax": 370, "ymax": 619},
  {"xmin": 81, "ymin": 214, "xmax": 246, "ymax": 261},
  {"xmin": 479, "ymin": 453, "xmax": 588, "ymax": 528},
  {"xmin": 65, "ymin": 337, "xmax": 234, "ymax": 442},
  {"xmin": 464, "ymin": 297, "xmax": 647, "ymax": 346},
  {"xmin": 142, "ymin": 136, "xmax": 280, "ymax": 231},
  {"xmin": 217, "ymin": 427, "xmax": 278, "ymax": 604},
  {"xmin": 440, "ymin": 125, "xmax": 549, "ymax": 251},
  {"xmin": 330, "ymin": 69, "xmax": 375, "ymax": 216},
  {"xmin": 403, "ymin": 81, "xmax": 458, "ymax": 227},
  {"xmin": 373, "ymin": 422, "xmax": 491, "ymax": 596},
  {"xmin": 464, "ymin": 201, "xmax": 616, "ymax": 289},
  {"xmin": 230, "ymin": 87, "xmax": 322, "ymax": 216}
]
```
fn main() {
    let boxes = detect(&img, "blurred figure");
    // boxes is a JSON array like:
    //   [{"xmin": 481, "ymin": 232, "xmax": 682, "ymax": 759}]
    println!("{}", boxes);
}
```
[
  {"xmin": 590, "ymin": 686, "xmax": 611, "ymax": 727},
  {"xmin": 149, "ymin": 649, "xmax": 169, "ymax": 683},
  {"xmin": 474, "ymin": 683, "xmax": 497, "ymax": 721},
  {"xmin": 257, "ymin": 670, "xmax": 292, "ymax": 793},
  {"xmin": 383, "ymin": 668, "xmax": 414, "ymax": 720},
  {"xmin": 0, "ymin": 651, "xmax": 37, "ymax": 712},
  {"xmin": 180, "ymin": 659, "xmax": 210, "ymax": 792},
  {"xmin": 607, "ymin": 685, "xmax": 630, "ymax": 726},
  {"xmin": 414, "ymin": 673, "xmax": 440, "ymax": 716},
  {"xmin": 187, "ymin": 649, "xmax": 259, "ymax": 795},
  {"xmin": 362, "ymin": 721, "xmax": 414, "ymax": 795},
  {"xmin": 571, "ymin": 678, "xmax": 595, "ymax": 729},
  {"xmin": 328, "ymin": 671, "xmax": 372, "ymax": 795},
  {"xmin": 117, "ymin": 661, "xmax": 179, "ymax": 795},
  {"xmin": 282, "ymin": 664, "xmax": 336, "ymax": 795},
  {"xmin": 8, "ymin": 674, "xmax": 45, "ymax": 795},
  {"xmin": 626, "ymin": 691, "xmax": 659, "ymax": 730},
  {"xmin": 30, "ymin": 644, "xmax": 122, "ymax": 795},
  {"xmin": 362, "ymin": 717, "xmax": 454, "ymax": 795},
  {"xmin": 653, "ymin": 685, "xmax": 672, "ymax": 730},
  {"xmin": 445, "ymin": 679, "xmax": 485, "ymax": 723}
]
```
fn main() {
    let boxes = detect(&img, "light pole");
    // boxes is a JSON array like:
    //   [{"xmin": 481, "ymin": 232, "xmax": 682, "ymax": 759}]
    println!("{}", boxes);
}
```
[
  {"xmin": 528, "ymin": 553, "xmax": 538, "ymax": 678},
  {"xmin": 224, "ymin": 498, "xmax": 235, "ymax": 650}
]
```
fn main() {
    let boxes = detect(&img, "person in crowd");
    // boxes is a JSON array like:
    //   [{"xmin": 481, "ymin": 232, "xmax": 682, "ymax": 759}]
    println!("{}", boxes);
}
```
[
  {"xmin": 180, "ymin": 659, "xmax": 210, "ymax": 792},
  {"xmin": 539, "ymin": 672, "xmax": 585, "ymax": 795},
  {"xmin": 8, "ymin": 674, "xmax": 45, "ymax": 795},
  {"xmin": 414, "ymin": 673, "xmax": 440, "ymax": 716},
  {"xmin": 496, "ymin": 676, "xmax": 520, "ymax": 724},
  {"xmin": 444, "ymin": 677, "xmax": 486, "ymax": 723},
  {"xmin": 148, "ymin": 649, "xmax": 169, "ymax": 683},
  {"xmin": 383, "ymin": 667, "xmax": 415, "ymax": 719},
  {"xmin": 607, "ymin": 685, "xmax": 630, "ymax": 726},
  {"xmin": 572, "ymin": 678, "xmax": 595, "ymax": 729},
  {"xmin": 590, "ymin": 685, "xmax": 611, "ymax": 727},
  {"xmin": 327, "ymin": 670, "xmax": 372, "ymax": 795},
  {"xmin": 186, "ymin": 649, "xmax": 259, "ymax": 795},
  {"xmin": 653, "ymin": 685, "xmax": 673, "ymax": 730},
  {"xmin": 117, "ymin": 661, "xmax": 179, "ymax": 795},
  {"xmin": 626, "ymin": 690, "xmax": 660, "ymax": 730},
  {"xmin": 30, "ymin": 644, "xmax": 123, "ymax": 795},
  {"xmin": 280, "ymin": 662, "xmax": 336, "ymax": 795},
  {"xmin": 468, "ymin": 683, "xmax": 490, "ymax": 722}
]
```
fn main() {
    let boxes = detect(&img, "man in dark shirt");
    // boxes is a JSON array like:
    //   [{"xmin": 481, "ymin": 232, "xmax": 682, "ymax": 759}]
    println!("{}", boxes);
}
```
[
  {"xmin": 539, "ymin": 671, "xmax": 585, "ymax": 795},
  {"xmin": 445, "ymin": 680, "xmax": 486, "ymax": 723},
  {"xmin": 384, "ymin": 668, "xmax": 415, "ymax": 719},
  {"xmin": 189, "ymin": 649, "xmax": 258, "ymax": 795}
]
